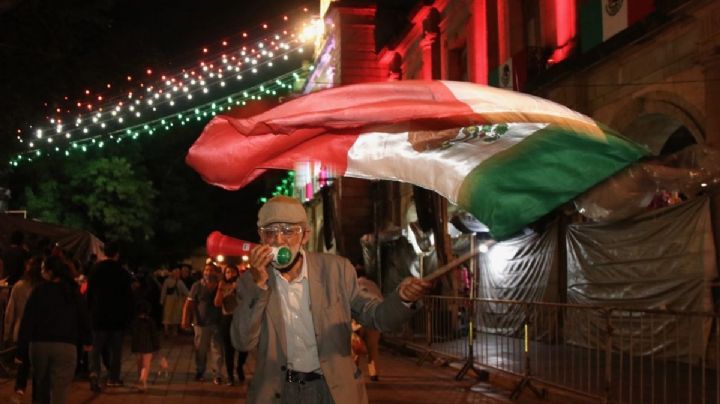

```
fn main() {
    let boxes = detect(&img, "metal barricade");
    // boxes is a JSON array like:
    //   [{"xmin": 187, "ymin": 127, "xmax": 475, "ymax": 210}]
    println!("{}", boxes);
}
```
[{"xmin": 387, "ymin": 296, "xmax": 720, "ymax": 403}]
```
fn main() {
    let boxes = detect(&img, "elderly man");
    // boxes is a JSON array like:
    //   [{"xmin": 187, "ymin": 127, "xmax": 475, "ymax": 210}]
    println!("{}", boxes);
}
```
[{"xmin": 231, "ymin": 195, "xmax": 431, "ymax": 404}]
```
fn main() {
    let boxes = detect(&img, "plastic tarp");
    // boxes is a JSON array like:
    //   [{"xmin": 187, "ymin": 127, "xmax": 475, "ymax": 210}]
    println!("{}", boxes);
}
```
[
  {"xmin": 476, "ymin": 224, "xmax": 557, "ymax": 334},
  {"xmin": 575, "ymin": 144, "xmax": 720, "ymax": 223},
  {"xmin": 566, "ymin": 196, "xmax": 716, "ymax": 358},
  {"xmin": 0, "ymin": 214, "xmax": 103, "ymax": 262}
]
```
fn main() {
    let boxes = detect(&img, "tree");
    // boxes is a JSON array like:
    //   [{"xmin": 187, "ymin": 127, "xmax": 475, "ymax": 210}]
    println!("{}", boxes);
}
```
[{"xmin": 25, "ymin": 156, "xmax": 156, "ymax": 243}]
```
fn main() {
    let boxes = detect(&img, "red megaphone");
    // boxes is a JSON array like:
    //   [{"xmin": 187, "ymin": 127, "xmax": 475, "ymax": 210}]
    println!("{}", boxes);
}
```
[{"xmin": 206, "ymin": 231, "xmax": 258, "ymax": 257}]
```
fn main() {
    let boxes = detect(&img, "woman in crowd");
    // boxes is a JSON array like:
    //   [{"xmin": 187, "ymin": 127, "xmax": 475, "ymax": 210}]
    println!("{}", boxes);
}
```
[
  {"xmin": 214, "ymin": 262, "xmax": 247, "ymax": 385},
  {"xmin": 160, "ymin": 265, "xmax": 189, "ymax": 337},
  {"xmin": 16, "ymin": 255, "xmax": 92, "ymax": 404},
  {"xmin": 3, "ymin": 255, "xmax": 43, "ymax": 397},
  {"xmin": 130, "ymin": 300, "xmax": 162, "ymax": 392}
]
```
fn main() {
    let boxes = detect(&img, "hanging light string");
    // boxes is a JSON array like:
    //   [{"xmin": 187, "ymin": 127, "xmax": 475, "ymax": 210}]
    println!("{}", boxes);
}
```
[
  {"xmin": 31, "ymin": 5, "xmax": 314, "ymax": 120},
  {"xmin": 10, "ymin": 66, "xmax": 310, "ymax": 166},
  {"xmin": 14, "ymin": 7, "xmax": 322, "ymax": 154}
]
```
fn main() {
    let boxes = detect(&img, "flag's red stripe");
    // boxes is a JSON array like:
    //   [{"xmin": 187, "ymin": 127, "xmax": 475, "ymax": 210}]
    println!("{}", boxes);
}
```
[
  {"xmin": 628, "ymin": 0, "xmax": 654, "ymax": 25},
  {"xmin": 186, "ymin": 116, "xmax": 359, "ymax": 190},
  {"xmin": 232, "ymin": 81, "xmax": 475, "ymax": 136}
]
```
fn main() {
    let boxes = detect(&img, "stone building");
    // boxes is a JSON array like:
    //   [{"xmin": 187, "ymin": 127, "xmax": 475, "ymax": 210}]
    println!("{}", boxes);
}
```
[{"xmin": 302, "ymin": 0, "xmax": 720, "ymax": 287}]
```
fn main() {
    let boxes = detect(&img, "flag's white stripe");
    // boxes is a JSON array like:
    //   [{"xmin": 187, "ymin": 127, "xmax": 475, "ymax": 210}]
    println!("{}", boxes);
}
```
[
  {"xmin": 345, "ymin": 123, "xmax": 547, "ymax": 202},
  {"xmin": 441, "ymin": 81, "xmax": 606, "ymax": 141},
  {"xmin": 602, "ymin": 1, "xmax": 628, "ymax": 41}
]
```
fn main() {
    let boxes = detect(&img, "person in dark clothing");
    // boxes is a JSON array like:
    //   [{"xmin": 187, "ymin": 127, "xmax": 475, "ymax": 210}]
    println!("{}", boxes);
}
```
[
  {"xmin": 1, "ymin": 230, "xmax": 29, "ymax": 286},
  {"xmin": 4, "ymin": 255, "xmax": 43, "ymax": 399},
  {"xmin": 86, "ymin": 242, "xmax": 133, "ymax": 392},
  {"xmin": 180, "ymin": 264, "xmax": 194, "ymax": 291},
  {"xmin": 16, "ymin": 255, "xmax": 92, "ymax": 404},
  {"xmin": 130, "ymin": 300, "xmax": 161, "ymax": 392}
]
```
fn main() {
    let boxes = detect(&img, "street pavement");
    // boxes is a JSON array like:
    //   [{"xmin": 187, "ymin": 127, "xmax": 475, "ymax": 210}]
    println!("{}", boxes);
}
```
[{"xmin": 0, "ymin": 334, "xmax": 517, "ymax": 403}]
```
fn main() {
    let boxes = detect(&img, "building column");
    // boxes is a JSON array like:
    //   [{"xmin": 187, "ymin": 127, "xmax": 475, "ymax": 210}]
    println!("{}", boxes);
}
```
[
  {"xmin": 703, "ymin": 51, "xmax": 720, "ymax": 268},
  {"xmin": 421, "ymin": 8, "xmax": 442, "ymax": 80},
  {"xmin": 468, "ymin": 0, "xmax": 488, "ymax": 84},
  {"xmin": 701, "ymin": 1, "xmax": 720, "ymax": 271}
]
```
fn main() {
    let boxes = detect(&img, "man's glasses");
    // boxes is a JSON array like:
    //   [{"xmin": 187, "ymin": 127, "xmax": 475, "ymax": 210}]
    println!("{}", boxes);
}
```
[{"xmin": 259, "ymin": 224, "xmax": 304, "ymax": 239}]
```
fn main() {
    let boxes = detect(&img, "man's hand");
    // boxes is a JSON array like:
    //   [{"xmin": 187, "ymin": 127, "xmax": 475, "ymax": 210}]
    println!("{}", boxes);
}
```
[
  {"xmin": 398, "ymin": 277, "xmax": 432, "ymax": 303},
  {"xmin": 249, "ymin": 244, "xmax": 273, "ymax": 288}
]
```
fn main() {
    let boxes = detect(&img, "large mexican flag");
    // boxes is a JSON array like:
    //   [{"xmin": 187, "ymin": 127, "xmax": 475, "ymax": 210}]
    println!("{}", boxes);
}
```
[{"xmin": 186, "ymin": 80, "xmax": 647, "ymax": 240}]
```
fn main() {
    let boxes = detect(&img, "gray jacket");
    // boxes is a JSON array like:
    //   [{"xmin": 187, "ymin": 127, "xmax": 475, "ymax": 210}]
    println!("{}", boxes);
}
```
[{"xmin": 231, "ymin": 252, "xmax": 417, "ymax": 404}]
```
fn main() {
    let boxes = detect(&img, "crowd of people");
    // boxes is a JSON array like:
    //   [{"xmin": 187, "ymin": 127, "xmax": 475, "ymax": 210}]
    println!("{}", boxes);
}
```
[{"xmin": 0, "ymin": 195, "xmax": 431, "ymax": 404}]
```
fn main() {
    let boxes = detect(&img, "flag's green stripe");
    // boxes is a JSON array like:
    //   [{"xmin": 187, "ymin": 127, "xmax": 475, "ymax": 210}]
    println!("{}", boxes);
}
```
[
  {"xmin": 457, "ymin": 125, "xmax": 647, "ymax": 240},
  {"xmin": 488, "ymin": 68, "xmax": 500, "ymax": 87},
  {"xmin": 580, "ymin": 0, "xmax": 603, "ymax": 53}
]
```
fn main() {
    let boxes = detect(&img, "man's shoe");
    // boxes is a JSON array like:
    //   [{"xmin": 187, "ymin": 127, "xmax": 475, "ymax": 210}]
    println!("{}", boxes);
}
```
[
  {"xmin": 213, "ymin": 377, "xmax": 222, "ymax": 385},
  {"xmin": 89, "ymin": 374, "xmax": 102, "ymax": 393},
  {"xmin": 226, "ymin": 377, "xmax": 235, "ymax": 386},
  {"xmin": 237, "ymin": 369, "xmax": 245, "ymax": 382},
  {"xmin": 370, "ymin": 375, "xmax": 380, "ymax": 382},
  {"xmin": 194, "ymin": 373, "xmax": 205, "ymax": 382}
]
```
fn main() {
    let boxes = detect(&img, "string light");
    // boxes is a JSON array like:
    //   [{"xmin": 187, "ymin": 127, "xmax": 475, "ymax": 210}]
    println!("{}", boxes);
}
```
[
  {"xmin": 10, "ymin": 68, "xmax": 309, "ymax": 166},
  {"xmin": 259, "ymin": 170, "xmax": 295, "ymax": 203},
  {"xmin": 15, "ymin": 6, "xmax": 316, "ymax": 146}
]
